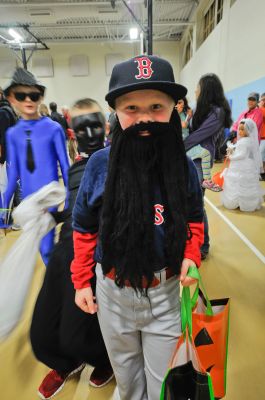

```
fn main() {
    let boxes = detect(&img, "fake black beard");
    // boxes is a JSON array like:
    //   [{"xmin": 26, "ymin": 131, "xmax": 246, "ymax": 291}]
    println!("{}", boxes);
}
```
[
  {"xmin": 119, "ymin": 121, "xmax": 170, "ymax": 171},
  {"xmin": 100, "ymin": 119, "xmax": 189, "ymax": 292}
]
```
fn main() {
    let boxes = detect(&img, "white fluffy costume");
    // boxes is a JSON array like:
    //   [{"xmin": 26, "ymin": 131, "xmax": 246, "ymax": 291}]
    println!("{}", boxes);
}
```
[{"xmin": 221, "ymin": 118, "xmax": 264, "ymax": 212}]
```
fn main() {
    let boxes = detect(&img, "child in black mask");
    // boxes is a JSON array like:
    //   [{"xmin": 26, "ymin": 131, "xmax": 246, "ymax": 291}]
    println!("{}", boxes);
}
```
[{"xmin": 30, "ymin": 98, "xmax": 113, "ymax": 400}]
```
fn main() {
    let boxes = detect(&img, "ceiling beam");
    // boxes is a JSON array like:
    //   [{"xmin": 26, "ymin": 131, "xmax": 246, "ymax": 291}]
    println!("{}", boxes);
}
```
[
  {"xmin": 0, "ymin": 1, "xmax": 128, "ymax": 7},
  {"xmin": 0, "ymin": 22, "xmax": 193, "ymax": 30},
  {"xmin": 0, "ymin": 37, "xmax": 180, "ymax": 44},
  {"xmin": 0, "ymin": 0, "xmax": 196, "ymax": 7}
]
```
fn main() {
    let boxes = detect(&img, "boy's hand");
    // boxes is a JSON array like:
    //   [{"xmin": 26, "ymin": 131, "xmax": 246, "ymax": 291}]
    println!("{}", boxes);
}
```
[
  {"xmin": 179, "ymin": 258, "xmax": 198, "ymax": 287},
  {"xmin": 75, "ymin": 287, "xmax": 98, "ymax": 314}
]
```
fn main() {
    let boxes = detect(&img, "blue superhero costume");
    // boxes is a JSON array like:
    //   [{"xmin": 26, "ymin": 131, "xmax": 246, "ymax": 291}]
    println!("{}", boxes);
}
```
[{"xmin": 4, "ymin": 116, "xmax": 69, "ymax": 265}]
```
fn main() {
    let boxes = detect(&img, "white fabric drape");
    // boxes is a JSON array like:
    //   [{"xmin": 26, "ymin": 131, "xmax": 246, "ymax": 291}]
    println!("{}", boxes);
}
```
[
  {"xmin": 221, "ymin": 119, "xmax": 264, "ymax": 211},
  {"xmin": 0, "ymin": 162, "xmax": 7, "ymax": 205},
  {"xmin": 0, "ymin": 181, "xmax": 66, "ymax": 340},
  {"xmin": 240, "ymin": 118, "xmax": 263, "ymax": 174}
]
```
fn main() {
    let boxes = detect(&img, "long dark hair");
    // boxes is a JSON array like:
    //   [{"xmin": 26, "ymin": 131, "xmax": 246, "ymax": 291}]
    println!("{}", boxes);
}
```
[
  {"xmin": 192, "ymin": 73, "xmax": 232, "ymax": 131},
  {"xmin": 182, "ymin": 97, "xmax": 191, "ymax": 114},
  {"xmin": 100, "ymin": 110, "xmax": 189, "ymax": 292}
]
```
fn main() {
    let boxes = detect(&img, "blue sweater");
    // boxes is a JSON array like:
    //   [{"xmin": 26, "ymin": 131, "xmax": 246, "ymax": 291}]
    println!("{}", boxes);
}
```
[
  {"xmin": 72, "ymin": 146, "xmax": 204, "ymax": 269},
  {"xmin": 4, "ymin": 116, "xmax": 69, "ymax": 206}
]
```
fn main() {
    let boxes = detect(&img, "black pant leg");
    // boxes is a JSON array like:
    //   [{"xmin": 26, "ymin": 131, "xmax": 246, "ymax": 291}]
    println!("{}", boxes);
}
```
[
  {"xmin": 60, "ymin": 271, "xmax": 111, "ymax": 369},
  {"xmin": 31, "ymin": 236, "xmax": 111, "ymax": 372},
  {"xmin": 30, "ymin": 242, "xmax": 79, "ymax": 372}
]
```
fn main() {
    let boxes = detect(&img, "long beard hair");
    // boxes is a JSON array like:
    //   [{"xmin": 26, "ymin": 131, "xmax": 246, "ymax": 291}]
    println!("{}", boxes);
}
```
[{"xmin": 100, "ymin": 110, "xmax": 189, "ymax": 292}]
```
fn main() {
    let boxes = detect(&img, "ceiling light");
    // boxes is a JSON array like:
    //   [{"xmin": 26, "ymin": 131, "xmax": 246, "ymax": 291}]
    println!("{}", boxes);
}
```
[
  {"xmin": 129, "ymin": 27, "xmax": 138, "ymax": 40},
  {"xmin": 8, "ymin": 28, "xmax": 23, "ymax": 42}
]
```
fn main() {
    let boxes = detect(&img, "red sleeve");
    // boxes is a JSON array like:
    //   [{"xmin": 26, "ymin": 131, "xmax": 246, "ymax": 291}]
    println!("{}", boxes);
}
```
[
  {"xmin": 232, "ymin": 111, "xmax": 244, "ymax": 132},
  {"xmin": 253, "ymin": 110, "xmax": 263, "ymax": 142},
  {"xmin": 184, "ymin": 222, "xmax": 204, "ymax": 267},
  {"xmin": 71, "ymin": 231, "xmax": 98, "ymax": 289}
]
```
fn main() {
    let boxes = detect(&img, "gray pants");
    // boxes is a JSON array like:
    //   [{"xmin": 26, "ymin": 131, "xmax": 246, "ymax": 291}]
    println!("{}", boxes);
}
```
[{"xmin": 96, "ymin": 264, "xmax": 181, "ymax": 400}]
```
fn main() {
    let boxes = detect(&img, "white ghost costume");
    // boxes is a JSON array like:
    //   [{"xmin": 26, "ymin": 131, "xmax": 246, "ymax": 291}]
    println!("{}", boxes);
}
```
[{"xmin": 221, "ymin": 118, "xmax": 264, "ymax": 212}]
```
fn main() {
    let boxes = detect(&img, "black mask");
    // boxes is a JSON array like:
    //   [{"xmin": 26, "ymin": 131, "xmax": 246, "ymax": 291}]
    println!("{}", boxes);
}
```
[{"xmin": 71, "ymin": 112, "xmax": 105, "ymax": 153}]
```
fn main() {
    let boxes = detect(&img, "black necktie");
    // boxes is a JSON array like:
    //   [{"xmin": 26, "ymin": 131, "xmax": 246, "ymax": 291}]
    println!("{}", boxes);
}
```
[{"xmin": 25, "ymin": 130, "xmax": 35, "ymax": 173}]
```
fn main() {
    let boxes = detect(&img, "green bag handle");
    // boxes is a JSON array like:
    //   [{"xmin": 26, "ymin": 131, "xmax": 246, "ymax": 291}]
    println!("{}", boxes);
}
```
[
  {"xmin": 160, "ymin": 267, "xmax": 215, "ymax": 400},
  {"xmin": 181, "ymin": 284, "xmax": 193, "ymax": 337},
  {"xmin": 188, "ymin": 266, "xmax": 213, "ymax": 312},
  {"xmin": 181, "ymin": 266, "xmax": 213, "ymax": 337},
  {"xmin": 160, "ymin": 369, "xmax": 170, "ymax": 400}
]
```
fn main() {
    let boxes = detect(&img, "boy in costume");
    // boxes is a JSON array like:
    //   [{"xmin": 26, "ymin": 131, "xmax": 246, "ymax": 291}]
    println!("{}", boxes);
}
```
[
  {"xmin": 71, "ymin": 55, "xmax": 204, "ymax": 400},
  {"xmin": 3, "ymin": 68, "xmax": 69, "ymax": 265},
  {"xmin": 30, "ymin": 98, "xmax": 113, "ymax": 400}
]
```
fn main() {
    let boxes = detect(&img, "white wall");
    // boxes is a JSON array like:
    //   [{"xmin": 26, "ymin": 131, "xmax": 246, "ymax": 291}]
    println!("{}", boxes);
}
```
[
  {"xmin": 180, "ymin": 0, "xmax": 265, "ymax": 105},
  {"xmin": 0, "ymin": 41, "xmax": 180, "ymax": 114},
  {"xmin": 1, "ymin": 0, "xmax": 265, "ymax": 115}
]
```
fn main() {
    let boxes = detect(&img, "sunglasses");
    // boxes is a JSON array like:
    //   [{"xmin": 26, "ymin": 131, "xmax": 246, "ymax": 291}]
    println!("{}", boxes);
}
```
[{"xmin": 14, "ymin": 92, "xmax": 42, "ymax": 102}]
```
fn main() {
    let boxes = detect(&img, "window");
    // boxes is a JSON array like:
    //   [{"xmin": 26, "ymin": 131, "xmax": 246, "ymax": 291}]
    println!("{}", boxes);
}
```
[
  {"xmin": 217, "ymin": 0, "xmax": 224, "ymax": 24},
  {"xmin": 184, "ymin": 41, "xmax": 192, "ymax": 65},
  {"xmin": 203, "ymin": 0, "xmax": 224, "ymax": 41},
  {"xmin": 183, "ymin": 29, "xmax": 193, "ymax": 66},
  {"xmin": 203, "ymin": 2, "xmax": 215, "ymax": 40}
]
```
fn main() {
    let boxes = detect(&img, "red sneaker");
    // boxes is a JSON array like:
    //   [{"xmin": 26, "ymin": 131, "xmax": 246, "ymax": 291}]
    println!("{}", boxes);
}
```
[
  {"xmin": 89, "ymin": 366, "xmax": 114, "ymax": 388},
  {"xmin": 38, "ymin": 364, "xmax": 85, "ymax": 399}
]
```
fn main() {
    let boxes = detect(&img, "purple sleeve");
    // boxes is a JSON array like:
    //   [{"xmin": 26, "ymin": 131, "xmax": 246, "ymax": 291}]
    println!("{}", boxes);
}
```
[
  {"xmin": 53, "ymin": 126, "xmax": 69, "ymax": 187},
  {"xmin": 184, "ymin": 109, "xmax": 223, "ymax": 151}
]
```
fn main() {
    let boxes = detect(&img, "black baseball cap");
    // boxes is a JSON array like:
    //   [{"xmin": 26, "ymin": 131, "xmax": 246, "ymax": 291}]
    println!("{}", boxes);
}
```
[
  {"xmin": 247, "ymin": 92, "xmax": 259, "ymax": 102},
  {"xmin": 105, "ymin": 55, "xmax": 187, "ymax": 109}
]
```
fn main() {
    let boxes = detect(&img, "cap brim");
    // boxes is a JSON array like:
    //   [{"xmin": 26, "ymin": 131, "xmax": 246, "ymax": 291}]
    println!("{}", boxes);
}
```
[
  {"xmin": 3, "ymin": 83, "xmax": 45, "ymax": 97},
  {"xmin": 105, "ymin": 81, "xmax": 187, "ymax": 109}
]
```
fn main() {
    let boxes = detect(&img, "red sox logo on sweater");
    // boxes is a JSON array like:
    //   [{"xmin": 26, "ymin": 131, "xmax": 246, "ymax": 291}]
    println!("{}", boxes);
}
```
[
  {"xmin": 134, "ymin": 57, "xmax": 154, "ymax": 80},
  {"xmin": 154, "ymin": 204, "xmax": 164, "ymax": 225}
]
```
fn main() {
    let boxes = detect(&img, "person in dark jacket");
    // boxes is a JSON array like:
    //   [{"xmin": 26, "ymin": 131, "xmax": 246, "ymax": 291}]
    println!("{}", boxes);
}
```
[
  {"xmin": 30, "ymin": 98, "xmax": 113, "ymax": 400},
  {"xmin": 0, "ymin": 87, "xmax": 18, "ymax": 224},
  {"xmin": 0, "ymin": 87, "xmax": 17, "ymax": 164},
  {"xmin": 184, "ymin": 73, "xmax": 232, "ymax": 259},
  {"xmin": 49, "ymin": 101, "xmax": 69, "ymax": 136}
]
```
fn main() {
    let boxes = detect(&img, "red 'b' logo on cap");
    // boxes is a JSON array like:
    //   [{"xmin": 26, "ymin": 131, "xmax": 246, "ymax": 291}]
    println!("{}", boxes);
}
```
[{"xmin": 134, "ymin": 57, "xmax": 154, "ymax": 80}]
